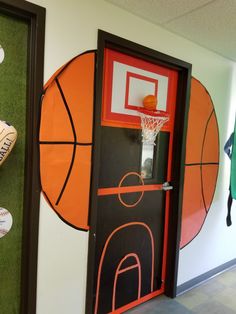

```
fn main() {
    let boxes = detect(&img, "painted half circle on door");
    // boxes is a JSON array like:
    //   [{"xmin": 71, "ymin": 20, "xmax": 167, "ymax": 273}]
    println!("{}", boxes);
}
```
[{"xmin": 180, "ymin": 77, "xmax": 219, "ymax": 249}]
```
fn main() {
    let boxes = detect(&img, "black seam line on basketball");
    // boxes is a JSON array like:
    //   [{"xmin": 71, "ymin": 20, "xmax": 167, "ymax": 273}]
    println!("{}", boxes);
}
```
[
  {"xmin": 185, "ymin": 162, "xmax": 219, "ymax": 166},
  {"xmin": 195, "ymin": 76, "xmax": 221, "ymax": 170},
  {"xmin": 42, "ymin": 191, "xmax": 89, "ymax": 232},
  {"xmin": 55, "ymin": 143, "xmax": 76, "ymax": 206},
  {"xmin": 55, "ymin": 50, "xmax": 96, "ymax": 83},
  {"xmin": 39, "ymin": 141, "xmax": 92, "ymax": 146},
  {"xmin": 55, "ymin": 78, "xmax": 77, "ymax": 142},
  {"xmin": 55, "ymin": 78, "xmax": 77, "ymax": 205},
  {"xmin": 201, "ymin": 109, "xmax": 214, "ymax": 214},
  {"xmin": 180, "ymin": 169, "xmax": 219, "ymax": 250},
  {"xmin": 43, "ymin": 50, "xmax": 97, "ymax": 94}
]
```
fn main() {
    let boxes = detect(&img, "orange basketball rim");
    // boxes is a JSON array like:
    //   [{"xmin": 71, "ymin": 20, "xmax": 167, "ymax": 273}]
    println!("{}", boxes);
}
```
[{"xmin": 39, "ymin": 51, "xmax": 95, "ymax": 231}]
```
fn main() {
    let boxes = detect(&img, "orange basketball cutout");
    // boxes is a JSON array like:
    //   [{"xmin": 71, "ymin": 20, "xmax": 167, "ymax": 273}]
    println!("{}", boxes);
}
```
[
  {"xmin": 0, "ymin": 120, "xmax": 17, "ymax": 166},
  {"xmin": 142, "ymin": 94, "xmax": 157, "ymax": 111},
  {"xmin": 180, "ymin": 77, "xmax": 219, "ymax": 248},
  {"xmin": 39, "ymin": 51, "xmax": 95, "ymax": 231}
]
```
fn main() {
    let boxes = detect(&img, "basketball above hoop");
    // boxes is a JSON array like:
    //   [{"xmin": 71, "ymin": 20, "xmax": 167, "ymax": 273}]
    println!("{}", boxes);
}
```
[{"xmin": 137, "ymin": 95, "xmax": 169, "ymax": 145}]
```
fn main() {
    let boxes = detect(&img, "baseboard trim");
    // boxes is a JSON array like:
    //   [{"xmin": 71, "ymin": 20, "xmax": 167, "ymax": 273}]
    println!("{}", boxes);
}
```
[{"xmin": 177, "ymin": 258, "xmax": 236, "ymax": 295}]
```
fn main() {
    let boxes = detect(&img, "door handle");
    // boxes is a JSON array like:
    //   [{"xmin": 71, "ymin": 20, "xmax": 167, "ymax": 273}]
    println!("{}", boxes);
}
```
[{"xmin": 162, "ymin": 182, "xmax": 173, "ymax": 191}]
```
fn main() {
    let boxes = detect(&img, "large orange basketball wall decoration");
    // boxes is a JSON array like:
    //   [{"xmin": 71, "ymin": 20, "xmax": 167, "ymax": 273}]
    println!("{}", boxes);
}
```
[
  {"xmin": 180, "ymin": 77, "xmax": 219, "ymax": 248},
  {"xmin": 39, "ymin": 51, "xmax": 95, "ymax": 231}
]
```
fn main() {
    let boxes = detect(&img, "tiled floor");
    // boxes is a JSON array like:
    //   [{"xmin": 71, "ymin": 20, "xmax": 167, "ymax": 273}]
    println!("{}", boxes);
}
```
[{"xmin": 126, "ymin": 266, "xmax": 236, "ymax": 313}]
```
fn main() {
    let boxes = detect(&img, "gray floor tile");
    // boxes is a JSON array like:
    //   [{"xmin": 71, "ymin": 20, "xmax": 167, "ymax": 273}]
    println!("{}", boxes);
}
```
[
  {"xmin": 125, "ymin": 266, "xmax": 236, "ymax": 313},
  {"xmin": 176, "ymin": 289, "xmax": 209, "ymax": 309},
  {"xmin": 191, "ymin": 300, "xmax": 236, "ymax": 314},
  {"xmin": 193, "ymin": 279, "xmax": 226, "ymax": 296},
  {"xmin": 127, "ymin": 299, "xmax": 193, "ymax": 313}
]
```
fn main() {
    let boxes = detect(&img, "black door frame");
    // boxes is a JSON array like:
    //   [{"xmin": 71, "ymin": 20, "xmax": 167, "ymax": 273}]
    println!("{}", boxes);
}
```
[
  {"xmin": 0, "ymin": 1, "xmax": 45, "ymax": 313},
  {"xmin": 86, "ymin": 30, "xmax": 192, "ymax": 313}
]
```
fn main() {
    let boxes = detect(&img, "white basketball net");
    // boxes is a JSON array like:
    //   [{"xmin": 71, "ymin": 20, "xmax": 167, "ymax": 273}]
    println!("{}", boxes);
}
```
[{"xmin": 139, "ymin": 111, "xmax": 169, "ymax": 145}]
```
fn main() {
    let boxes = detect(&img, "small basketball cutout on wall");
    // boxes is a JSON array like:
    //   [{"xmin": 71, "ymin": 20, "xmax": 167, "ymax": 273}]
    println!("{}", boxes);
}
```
[{"xmin": 0, "ymin": 207, "xmax": 13, "ymax": 238}]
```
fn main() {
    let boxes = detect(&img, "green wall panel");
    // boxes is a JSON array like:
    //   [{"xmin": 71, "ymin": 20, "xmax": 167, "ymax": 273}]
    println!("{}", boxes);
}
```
[{"xmin": 0, "ymin": 13, "xmax": 28, "ymax": 314}]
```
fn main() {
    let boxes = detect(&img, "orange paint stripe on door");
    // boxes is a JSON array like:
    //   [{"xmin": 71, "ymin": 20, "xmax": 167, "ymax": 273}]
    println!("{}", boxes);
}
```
[
  {"xmin": 98, "ymin": 184, "xmax": 163, "ymax": 196},
  {"xmin": 108, "ymin": 288, "xmax": 164, "ymax": 314}
]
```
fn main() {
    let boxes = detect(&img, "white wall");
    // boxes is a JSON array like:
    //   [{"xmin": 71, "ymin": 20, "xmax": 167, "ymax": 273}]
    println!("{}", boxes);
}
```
[
  {"xmin": 178, "ymin": 63, "xmax": 236, "ymax": 285},
  {"xmin": 29, "ymin": 0, "xmax": 236, "ymax": 313}
]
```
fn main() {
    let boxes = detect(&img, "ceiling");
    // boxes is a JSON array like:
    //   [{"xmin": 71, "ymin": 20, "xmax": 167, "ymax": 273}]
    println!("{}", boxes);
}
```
[{"xmin": 105, "ymin": 0, "xmax": 236, "ymax": 62}]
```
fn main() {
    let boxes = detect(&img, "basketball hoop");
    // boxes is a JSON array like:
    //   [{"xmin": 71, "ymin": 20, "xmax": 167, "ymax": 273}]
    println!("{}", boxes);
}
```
[{"xmin": 137, "ymin": 108, "xmax": 169, "ymax": 145}]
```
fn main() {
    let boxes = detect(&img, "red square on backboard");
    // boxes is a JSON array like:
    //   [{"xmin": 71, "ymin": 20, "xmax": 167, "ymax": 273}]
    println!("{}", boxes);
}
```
[{"xmin": 124, "ymin": 72, "xmax": 158, "ymax": 111}]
